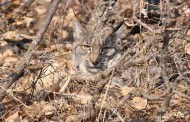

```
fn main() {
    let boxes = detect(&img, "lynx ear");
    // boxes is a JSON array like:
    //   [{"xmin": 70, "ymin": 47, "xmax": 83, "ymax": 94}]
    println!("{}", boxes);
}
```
[
  {"xmin": 113, "ymin": 20, "xmax": 124, "ymax": 33},
  {"xmin": 73, "ymin": 17, "xmax": 86, "ymax": 40}
]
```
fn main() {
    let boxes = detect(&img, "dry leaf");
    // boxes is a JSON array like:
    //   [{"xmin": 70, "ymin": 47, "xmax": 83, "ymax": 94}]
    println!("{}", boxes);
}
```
[
  {"xmin": 23, "ymin": 101, "xmax": 55, "ymax": 119},
  {"xmin": 4, "ymin": 57, "xmax": 18, "ymax": 63},
  {"xmin": 121, "ymin": 86, "xmax": 135, "ymax": 96},
  {"xmin": 13, "ymin": 20, "xmax": 25, "ymax": 26},
  {"xmin": 43, "ymin": 103, "xmax": 55, "ymax": 116},
  {"xmin": 36, "ymin": 61, "xmax": 59, "ymax": 87},
  {"xmin": 3, "ymin": 31, "xmax": 17, "ymax": 39},
  {"xmin": 36, "ymin": 0, "xmax": 51, "ymax": 5},
  {"xmin": 66, "ymin": 9, "xmax": 75, "ymax": 22},
  {"xmin": 62, "ymin": 30, "xmax": 69, "ymax": 38},
  {"xmin": 7, "ymin": 13, "xmax": 14, "ymax": 19},
  {"xmin": 13, "ymin": 0, "xmax": 20, "ymax": 6},
  {"xmin": 2, "ymin": 49, "xmax": 14, "ymax": 58},
  {"xmin": 2, "ymin": 62, "xmax": 13, "ymax": 69},
  {"xmin": 185, "ymin": 43, "xmax": 190, "ymax": 55},
  {"xmin": 131, "ymin": 97, "xmax": 147, "ymax": 110},
  {"xmin": 162, "ymin": 111, "xmax": 185, "ymax": 121},
  {"xmin": 0, "ymin": 40, "xmax": 8, "ymax": 46},
  {"xmin": 187, "ymin": 29, "xmax": 190, "ymax": 35},
  {"xmin": 35, "ymin": 6, "xmax": 47, "ymax": 15},
  {"xmin": 23, "ymin": 17, "xmax": 34, "ymax": 27},
  {"xmin": 183, "ymin": 7, "xmax": 190, "ymax": 15},
  {"xmin": 19, "ymin": 34, "xmax": 33, "ymax": 40},
  {"xmin": 5, "ymin": 111, "xmax": 21, "ymax": 122},
  {"xmin": 72, "ymin": 90, "xmax": 92, "ymax": 104}
]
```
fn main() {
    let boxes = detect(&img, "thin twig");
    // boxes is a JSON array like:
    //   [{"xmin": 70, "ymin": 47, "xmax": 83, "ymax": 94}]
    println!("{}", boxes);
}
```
[
  {"xmin": 0, "ymin": 86, "xmax": 28, "ymax": 108},
  {"xmin": 59, "ymin": 74, "xmax": 71, "ymax": 93},
  {"xmin": 97, "ymin": 69, "xmax": 115, "ymax": 120},
  {"xmin": 173, "ymin": 90, "xmax": 190, "ymax": 99}
]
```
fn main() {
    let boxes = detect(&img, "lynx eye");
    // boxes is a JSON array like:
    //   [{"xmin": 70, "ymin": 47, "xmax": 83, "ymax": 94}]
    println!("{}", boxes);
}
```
[
  {"xmin": 102, "ymin": 46, "xmax": 110, "ymax": 52},
  {"xmin": 81, "ymin": 45, "xmax": 92, "ymax": 52},
  {"xmin": 102, "ymin": 47, "xmax": 116, "ymax": 56}
]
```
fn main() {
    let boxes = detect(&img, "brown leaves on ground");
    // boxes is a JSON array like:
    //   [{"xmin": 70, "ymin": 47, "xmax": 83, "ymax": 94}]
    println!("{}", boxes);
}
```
[
  {"xmin": 4, "ymin": 101, "xmax": 55, "ymax": 121},
  {"xmin": 1, "ymin": 0, "xmax": 190, "ymax": 122}
]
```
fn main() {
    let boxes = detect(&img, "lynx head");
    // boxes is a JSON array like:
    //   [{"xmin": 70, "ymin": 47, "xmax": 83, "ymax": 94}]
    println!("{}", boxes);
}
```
[{"xmin": 71, "ymin": 17, "xmax": 126, "ymax": 76}]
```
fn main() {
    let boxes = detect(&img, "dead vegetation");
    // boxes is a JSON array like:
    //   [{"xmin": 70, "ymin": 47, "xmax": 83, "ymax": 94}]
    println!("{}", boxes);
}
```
[{"xmin": 0, "ymin": 0, "xmax": 190, "ymax": 121}]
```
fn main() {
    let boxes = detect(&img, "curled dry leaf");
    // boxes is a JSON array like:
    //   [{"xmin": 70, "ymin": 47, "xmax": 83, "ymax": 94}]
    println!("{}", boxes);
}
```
[{"xmin": 131, "ymin": 97, "xmax": 147, "ymax": 110}]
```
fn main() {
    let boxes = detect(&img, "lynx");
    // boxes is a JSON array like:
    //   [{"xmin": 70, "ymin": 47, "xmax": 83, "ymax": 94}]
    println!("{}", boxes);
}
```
[{"xmin": 71, "ymin": 0, "xmax": 127, "ymax": 78}]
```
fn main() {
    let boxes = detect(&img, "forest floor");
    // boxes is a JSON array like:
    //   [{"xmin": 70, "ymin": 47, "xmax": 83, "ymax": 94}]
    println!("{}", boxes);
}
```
[{"xmin": 0, "ymin": 0, "xmax": 190, "ymax": 121}]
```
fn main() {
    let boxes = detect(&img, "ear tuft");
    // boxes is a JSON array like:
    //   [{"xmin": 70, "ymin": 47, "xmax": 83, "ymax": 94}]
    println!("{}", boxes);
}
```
[{"xmin": 73, "ymin": 17, "xmax": 86, "ymax": 40}]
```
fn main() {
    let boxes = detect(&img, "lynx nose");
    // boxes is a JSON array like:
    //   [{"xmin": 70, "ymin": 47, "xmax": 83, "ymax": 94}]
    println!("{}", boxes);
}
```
[{"xmin": 90, "ymin": 53, "xmax": 99, "ymax": 65}]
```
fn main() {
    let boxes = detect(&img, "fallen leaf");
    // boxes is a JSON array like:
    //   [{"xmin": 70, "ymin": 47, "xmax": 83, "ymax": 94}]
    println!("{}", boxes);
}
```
[
  {"xmin": 62, "ymin": 30, "xmax": 69, "ymax": 38},
  {"xmin": 183, "ymin": 7, "xmax": 190, "ymax": 15},
  {"xmin": 36, "ymin": 0, "xmax": 51, "ymax": 5},
  {"xmin": 2, "ymin": 62, "xmax": 13, "ymax": 68},
  {"xmin": 131, "ymin": 97, "xmax": 147, "ymax": 110},
  {"xmin": 3, "ymin": 31, "xmax": 17, "ymax": 39},
  {"xmin": 35, "ymin": 6, "xmax": 47, "ymax": 15},
  {"xmin": 162, "ymin": 111, "xmax": 185, "ymax": 121},
  {"xmin": 186, "ymin": 29, "xmax": 190, "ymax": 35},
  {"xmin": 66, "ymin": 9, "xmax": 75, "ymax": 22},
  {"xmin": 3, "ymin": 49, "xmax": 14, "ymax": 58},
  {"xmin": 121, "ymin": 86, "xmax": 135, "ymax": 96},
  {"xmin": 72, "ymin": 90, "xmax": 92, "ymax": 104},
  {"xmin": 43, "ymin": 102, "xmax": 55, "ymax": 116},
  {"xmin": 0, "ymin": 40, "xmax": 8, "ymax": 46},
  {"xmin": 23, "ymin": 17, "xmax": 34, "ymax": 27},
  {"xmin": 185, "ymin": 43, "xmax": 190, "ymax": 55},
  {"xmin": 13, "ymin": 0, "xmax": 20, "ymax": 6},
  {"xmin": 5, "ymin": 111, "xmax": 21, "ymax": 122},
  {"xmin": 23, "ymin": 101, "xmax": 55, "ymax": 119},
  {"xmin": 4, "ymin": 56, "xmax": 18, "ymax": 63}
]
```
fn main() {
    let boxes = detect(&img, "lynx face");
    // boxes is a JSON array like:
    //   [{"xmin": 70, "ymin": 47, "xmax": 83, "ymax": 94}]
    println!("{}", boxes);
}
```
[{"xmin": 72, "ymin": 18, "xmax": 124, "ymax": 75}]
